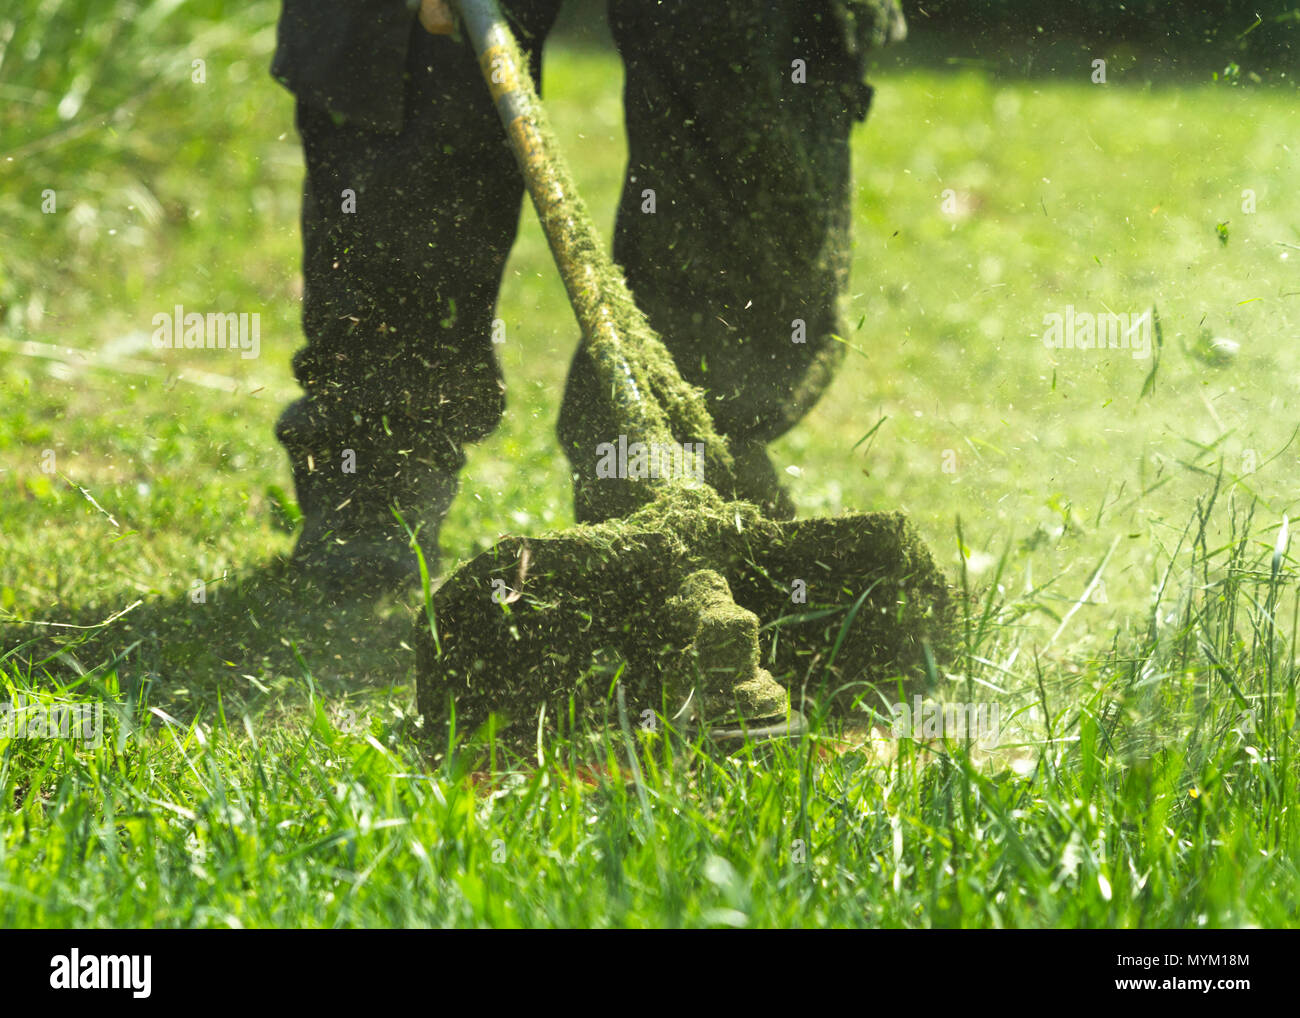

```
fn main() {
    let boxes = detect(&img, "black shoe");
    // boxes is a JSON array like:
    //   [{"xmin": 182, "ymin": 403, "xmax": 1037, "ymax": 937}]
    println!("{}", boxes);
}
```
[
  {"xmin": 276, "ymin": 400, "xmax": 459, "ymax": 596},
  {"xmin": 289, "ymin": 523, "xmax": 427, "ymax": 591},
  {"xmin": 286, "ymin": 477, "xmax": 454, "ymax": 595},
  {"xmin": 727, "ymin": 441, "xmax": 796, "ymax": 520}
]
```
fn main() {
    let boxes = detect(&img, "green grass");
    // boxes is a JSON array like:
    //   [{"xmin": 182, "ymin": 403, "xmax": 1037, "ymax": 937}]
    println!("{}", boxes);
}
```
[
  {"xmin": 2, "ymin": 488, "xmax": 1297, "ymax": 927},
  {"xmin": 1, "ymin": 1, "xmax": 1299, "ymax": 926}
]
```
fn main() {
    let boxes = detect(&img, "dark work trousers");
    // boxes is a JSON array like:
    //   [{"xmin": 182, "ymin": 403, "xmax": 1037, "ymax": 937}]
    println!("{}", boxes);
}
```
[{"xmin": 276, "ymin": 0, "xmax": 885, "ymax": 553}]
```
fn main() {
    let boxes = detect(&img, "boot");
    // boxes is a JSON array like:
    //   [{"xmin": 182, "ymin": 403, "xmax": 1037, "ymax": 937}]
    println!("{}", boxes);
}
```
[
  {"xmin": 276, "ymin": 399, "xmax": 459, "ymax": 592},
  {"xmin": 725, "ymin": 440, "xmax": 796, "ymax": 521}
]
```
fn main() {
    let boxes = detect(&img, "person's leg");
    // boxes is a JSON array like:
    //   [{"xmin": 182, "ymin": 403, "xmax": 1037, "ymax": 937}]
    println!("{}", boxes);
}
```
[
  {"xmin": 278, "ymin": 2, "xmax": 562, "ymax": 585},
  {"xmin": 559, "ymin": 0, "xmax": 901, "ymax": 521}
]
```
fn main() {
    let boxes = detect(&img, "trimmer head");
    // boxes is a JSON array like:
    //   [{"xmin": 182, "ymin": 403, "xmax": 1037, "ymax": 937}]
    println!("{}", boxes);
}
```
[{"xmin": 416, "ymin": 487, "xmax": 951, "ymax": 743}]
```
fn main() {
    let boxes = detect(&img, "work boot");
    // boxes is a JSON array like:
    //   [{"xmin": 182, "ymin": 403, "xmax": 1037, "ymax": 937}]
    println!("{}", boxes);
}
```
[
  {"xmin": 276, "ymin": 399, "xmax": 459, "ymax": 593},
  {"xmin": 725, "ymin": 441, "xmax": 796, "ymax": 520},
  {"xmin": 289, "ymin": 479, "xmax": 454, "ymax": 590},
  {"xmin": 662, "ymin": 569, "xmax": 807, "ymax": 744}
]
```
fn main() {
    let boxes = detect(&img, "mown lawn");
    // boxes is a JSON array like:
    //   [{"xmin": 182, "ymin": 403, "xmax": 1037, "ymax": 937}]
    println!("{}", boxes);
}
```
[{"xmin": 1, "ymin": 1, "xmax": 1298, "ymax": 927}]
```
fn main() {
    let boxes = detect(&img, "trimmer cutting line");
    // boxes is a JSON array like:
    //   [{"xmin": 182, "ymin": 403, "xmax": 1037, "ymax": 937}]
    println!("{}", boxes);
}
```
[{"xmin": 414, "ymin": 0, "xmax": 952, "ymax": 746}]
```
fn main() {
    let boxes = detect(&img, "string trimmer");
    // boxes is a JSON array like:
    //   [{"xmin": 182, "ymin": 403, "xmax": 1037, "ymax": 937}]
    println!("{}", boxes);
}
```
[{"xmin": 415, "ymin": 0, "xmax": 951, "ymax": 746}]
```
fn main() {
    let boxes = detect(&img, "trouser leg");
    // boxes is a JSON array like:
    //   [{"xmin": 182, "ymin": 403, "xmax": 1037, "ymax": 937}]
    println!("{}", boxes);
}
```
[
  {"xmin": 277, "ymin": 3, "xmax": 562, "ymax": 580},
  {"xmin": 559, "ymin": 0, "xmax": 882, "ymax": 520}
]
